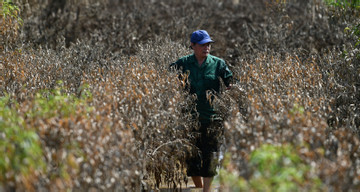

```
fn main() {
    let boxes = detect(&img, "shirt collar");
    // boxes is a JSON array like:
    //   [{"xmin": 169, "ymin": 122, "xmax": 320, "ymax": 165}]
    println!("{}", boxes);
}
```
[{"xmin": 191, "ymin": 54, "xmax": 210, "ymax": 68}]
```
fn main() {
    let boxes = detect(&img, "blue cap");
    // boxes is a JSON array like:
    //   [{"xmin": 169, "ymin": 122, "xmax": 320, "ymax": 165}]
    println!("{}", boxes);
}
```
[{"xmin": 190, "ymin": 30, "xmax": 214, "ymax": 44}]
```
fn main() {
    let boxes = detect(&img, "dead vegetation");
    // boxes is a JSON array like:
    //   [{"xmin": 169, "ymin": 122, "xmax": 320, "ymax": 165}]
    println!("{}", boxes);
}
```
[{"xmin": 1, "ymin": 0, "xmax": 360, "ymax": 191}]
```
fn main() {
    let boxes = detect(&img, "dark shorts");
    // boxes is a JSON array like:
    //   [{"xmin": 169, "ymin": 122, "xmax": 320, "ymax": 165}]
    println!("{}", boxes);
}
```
[{"xmin": 186, "ymin": 120, "xmax": 224, "ymax": 177}]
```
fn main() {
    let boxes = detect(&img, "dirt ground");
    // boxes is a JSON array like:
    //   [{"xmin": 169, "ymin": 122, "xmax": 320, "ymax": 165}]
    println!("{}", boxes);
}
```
[{"xmin": 157, "ymin": 176, "xmax": 221, "ymax": 192}]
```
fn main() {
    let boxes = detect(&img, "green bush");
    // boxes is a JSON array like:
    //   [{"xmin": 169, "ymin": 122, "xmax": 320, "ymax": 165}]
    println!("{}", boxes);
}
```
[
  {"xmin": 249, "ymin": 144, "xmax": 322, "ymax": 191},
  {"xmin": 324, "ymin": 0, "xmax": 360, "ymax": 8},
  {"xmin": 0, "ymin": 96, "xmax": 44, "ymax": 189},
  {"xmin": 1, "ymin": 0, "xmax": 22, "ymax": 22},
  {"xmin": 29, "ymin": 81, "xmax": 92, "ymax": 119},
  {"xmin": 24, "ymin": 82, "xmax": 92, "ymax": 189},
  {"xmin": 344, "ymin": 23, "xmax": 360, "ymax": 58},
  {"xmin": 1, "ymin": 0, "xmax": 23, "ymax": 50},
  {"xmin": 219, "ymin": 144, "xmax": 323, "ymax": 191},
  {"xmin": 324, "ymin": 0, "xmax": 360, "ymax": 59}
]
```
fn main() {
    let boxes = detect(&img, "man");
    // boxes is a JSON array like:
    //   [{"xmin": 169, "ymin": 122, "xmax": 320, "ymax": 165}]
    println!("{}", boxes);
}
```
[{"xmin": 170, "ymin": 30, "xmax": 233, "ymax": 192}]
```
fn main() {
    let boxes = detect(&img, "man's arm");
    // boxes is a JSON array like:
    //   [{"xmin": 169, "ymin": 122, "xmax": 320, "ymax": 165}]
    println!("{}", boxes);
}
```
[{"xmin": 219, "ymin": 61, "xmax": 233, "ymax": 88}]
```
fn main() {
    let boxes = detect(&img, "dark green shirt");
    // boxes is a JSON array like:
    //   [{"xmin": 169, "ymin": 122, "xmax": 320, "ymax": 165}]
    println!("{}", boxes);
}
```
[{"xmin": 171, "ymin": 54, "xmax": 233, "ymax": 123}]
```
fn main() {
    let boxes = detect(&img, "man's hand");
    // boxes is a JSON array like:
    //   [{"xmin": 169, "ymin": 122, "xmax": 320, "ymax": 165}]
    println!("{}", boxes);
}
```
[{"xmin": 226, "ymin": 84, "xmax": 232, "ymax": 90}]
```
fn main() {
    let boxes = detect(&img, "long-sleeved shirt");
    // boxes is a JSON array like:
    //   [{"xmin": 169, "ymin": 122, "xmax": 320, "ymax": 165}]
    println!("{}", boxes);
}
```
[{"xmin": 170, "ymin": 54, "xmax": 233, "ymax": 123}]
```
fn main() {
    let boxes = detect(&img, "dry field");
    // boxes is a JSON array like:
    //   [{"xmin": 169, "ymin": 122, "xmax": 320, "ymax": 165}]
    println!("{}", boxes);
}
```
[{"xmin": 1, "ymin": 0, "xmax": 360, "ymax": 191}]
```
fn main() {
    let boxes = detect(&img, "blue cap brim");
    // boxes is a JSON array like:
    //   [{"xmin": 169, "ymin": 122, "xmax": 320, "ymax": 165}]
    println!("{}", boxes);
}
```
[{"xmin": 197, "ymin": 38, "xmax": 214, "ymax": 44}]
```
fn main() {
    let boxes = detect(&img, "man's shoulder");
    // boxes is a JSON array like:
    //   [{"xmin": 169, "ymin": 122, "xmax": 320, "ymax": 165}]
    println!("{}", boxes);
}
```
[
  {"xmin": 178, "ymin": 54, "xmax": 195, "ymax": 62},
  {"xmin": 173, "ymin": 54, "xmax": 195, "ymax": 68},
  {"xmin": 207, "ymin": 54, "xmax": 225, "ymax": 64},
  {"xmin": 170, "ymin": 54, "xmax": 194, "ymax": 70},
  {"xmin": 208, "ymin": 54, "xmax": 224, "ymax": 62}
]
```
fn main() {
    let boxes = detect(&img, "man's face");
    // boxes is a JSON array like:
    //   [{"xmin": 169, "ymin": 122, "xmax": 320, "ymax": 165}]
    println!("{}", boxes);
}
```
[{"xmin": 192, "ymin": 42, "xmax": 211, "ymax": 59}]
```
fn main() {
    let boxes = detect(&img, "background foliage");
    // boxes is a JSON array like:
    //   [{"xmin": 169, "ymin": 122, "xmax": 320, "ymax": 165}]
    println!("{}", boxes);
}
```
[{"xmin": 1, "ymin": 0, "xmax": 360, "ymax": 191}]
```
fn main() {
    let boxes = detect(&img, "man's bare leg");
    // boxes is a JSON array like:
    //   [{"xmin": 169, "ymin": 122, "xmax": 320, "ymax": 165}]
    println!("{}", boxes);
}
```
[
  {"xmin": 192, "ymin": 176, "xmax": 203, "ymax": 188},
  {"xmin": 203, "ymin": 177, "xmax": 213, "ymax": 192}
]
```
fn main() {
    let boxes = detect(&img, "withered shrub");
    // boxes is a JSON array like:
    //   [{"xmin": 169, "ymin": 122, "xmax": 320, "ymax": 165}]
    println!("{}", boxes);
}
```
[
  {"xmin": 1, "ymin": 0, "xmax": 360, "ymax": 191},
  {"xmin": 215, "ymin": 52, "xmax": 360, "ymax": 190},
  {"xmin": 2, "ymin": 36, "xmax": 195, "ymax": 190}
]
